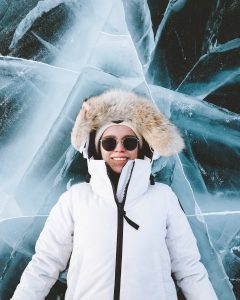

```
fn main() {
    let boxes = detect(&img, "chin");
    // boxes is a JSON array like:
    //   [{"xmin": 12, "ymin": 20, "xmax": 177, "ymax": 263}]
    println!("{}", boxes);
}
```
[
  {"xmin": 113, "ymin": 168, "xmax": 122, "ymax": 174},
  {"xmin": 111, "ymin": 165, "xmax": 124, "ymax": 174},
  {"xmin": 109, "ymin": 162, "xmax": 126, "ymax": 174}
]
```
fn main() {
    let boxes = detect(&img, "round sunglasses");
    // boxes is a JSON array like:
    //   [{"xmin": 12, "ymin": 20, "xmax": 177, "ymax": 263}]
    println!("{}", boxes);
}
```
[{"xmin": 100, "ymin": 136, "xmax": 139, "ymax": 151}]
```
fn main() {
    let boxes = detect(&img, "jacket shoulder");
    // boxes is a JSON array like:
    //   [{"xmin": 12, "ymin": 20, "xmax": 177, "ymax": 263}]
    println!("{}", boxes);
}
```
[
  {"xmin": 59, "ymin": 182, "xmax": 92, "ymax": 204},
  {"xmin": 68, "ymin": 182, "xmax": 91, "ymax": 192},
  {"xmin": 152, "ymin": 182, "xmax": 175, "ymax": 195},
  {"xmin": 149, "ymin": 182, "xmax": 179, "ymax": 208}
]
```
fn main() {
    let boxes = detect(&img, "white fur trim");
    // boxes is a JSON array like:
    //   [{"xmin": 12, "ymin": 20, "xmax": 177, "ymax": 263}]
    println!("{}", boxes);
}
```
[{"xmin": 71, "ymin": 89, "xmax": 184, "ymax": 159}]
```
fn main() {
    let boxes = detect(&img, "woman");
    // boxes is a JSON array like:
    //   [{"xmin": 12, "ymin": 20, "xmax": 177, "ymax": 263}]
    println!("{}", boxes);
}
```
[{"xmin": 12, "ymin": 89, "xmax": 218, "ymax": 299}]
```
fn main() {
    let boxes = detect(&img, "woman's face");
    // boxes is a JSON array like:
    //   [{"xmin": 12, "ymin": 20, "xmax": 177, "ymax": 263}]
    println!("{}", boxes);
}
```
[{"xmin": 100, "ymin": 125, "xmax": 139, "ymax": 174}]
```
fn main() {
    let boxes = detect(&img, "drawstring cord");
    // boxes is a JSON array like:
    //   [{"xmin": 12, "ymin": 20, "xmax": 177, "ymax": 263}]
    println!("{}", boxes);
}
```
[{"xmin": 150, "ymin": 174, "xmax": 155, "ymax": 185}]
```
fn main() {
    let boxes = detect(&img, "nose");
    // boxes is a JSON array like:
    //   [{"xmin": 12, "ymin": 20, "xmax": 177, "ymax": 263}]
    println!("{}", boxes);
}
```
[{"xmin": 114, "ymin": 140, "xmax": 125, "ymax": 152}]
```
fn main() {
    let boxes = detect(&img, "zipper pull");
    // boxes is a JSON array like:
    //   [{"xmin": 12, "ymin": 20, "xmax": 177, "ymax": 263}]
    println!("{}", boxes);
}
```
[
  {"xmin": 123, "ymin": 212, "xmax": 139, "ymax": 230},
  {"xmin": 118, "ymin": 206, "xmax": 139, "ymax": 230}
]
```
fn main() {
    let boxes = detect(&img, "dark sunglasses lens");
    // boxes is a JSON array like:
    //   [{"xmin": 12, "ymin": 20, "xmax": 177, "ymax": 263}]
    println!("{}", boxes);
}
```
[
  {"xmin": 101, "ymin": 138, "xmax": 116, "ymax": 151},
  {"xmin": 123, "ymin": 137, "xmax": 138, "ymax": 150}
]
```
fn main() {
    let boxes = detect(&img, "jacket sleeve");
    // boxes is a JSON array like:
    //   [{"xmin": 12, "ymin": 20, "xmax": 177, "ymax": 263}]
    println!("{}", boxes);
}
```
[
  {"xmin": 11, "ymin": 191, "xmax": 74, "ymax": 300},
  {"xmin": 165, "ymin": 189, "xmax": 218, "ymax": 300}
]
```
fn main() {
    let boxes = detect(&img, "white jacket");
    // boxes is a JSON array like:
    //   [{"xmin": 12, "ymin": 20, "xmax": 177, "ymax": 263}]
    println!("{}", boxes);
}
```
[{"xmin": 12, "ymin": 159, "xmax": 218, "ymax": 300}]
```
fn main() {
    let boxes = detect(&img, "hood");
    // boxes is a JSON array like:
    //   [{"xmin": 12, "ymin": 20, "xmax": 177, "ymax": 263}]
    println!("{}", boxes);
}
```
[{"xmin": 71, "ymin": 89, "xmax": 184, "ymax": 160}]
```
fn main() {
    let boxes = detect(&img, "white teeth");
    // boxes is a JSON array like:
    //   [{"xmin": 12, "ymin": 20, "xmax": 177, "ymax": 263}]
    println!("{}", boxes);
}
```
[{"xmin": 113, "ymin": 158, "xmax": 127, "ymax": 161}]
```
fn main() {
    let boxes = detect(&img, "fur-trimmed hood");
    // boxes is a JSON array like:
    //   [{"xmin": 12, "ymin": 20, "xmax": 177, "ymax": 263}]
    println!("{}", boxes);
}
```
[{"xmin": 71, "ymin": 89, "xmax": 184, "ymax": 159}]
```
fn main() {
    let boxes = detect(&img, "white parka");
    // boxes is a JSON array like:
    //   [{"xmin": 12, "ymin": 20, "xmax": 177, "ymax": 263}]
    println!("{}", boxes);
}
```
[{"xmin": 12, "ymin": 159, "xmax": 218, "ymax": 300}]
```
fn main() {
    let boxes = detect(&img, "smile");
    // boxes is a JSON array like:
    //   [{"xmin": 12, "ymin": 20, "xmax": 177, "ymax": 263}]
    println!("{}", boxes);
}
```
[{"xmin": 112, "ymin": 158, "xmax": 127, "ymax": 161}]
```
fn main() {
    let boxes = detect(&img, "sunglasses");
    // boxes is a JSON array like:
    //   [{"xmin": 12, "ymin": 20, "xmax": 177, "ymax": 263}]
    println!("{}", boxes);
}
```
[{"xmin": 100, "ymin": 136, "xmax": 139, "ymax": 151}]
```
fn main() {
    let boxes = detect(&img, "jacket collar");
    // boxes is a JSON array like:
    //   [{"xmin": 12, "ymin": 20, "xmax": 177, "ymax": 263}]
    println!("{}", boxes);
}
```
[{"xmin": 87, "ymin": 159, "xmax": 152, "ymax": 207}]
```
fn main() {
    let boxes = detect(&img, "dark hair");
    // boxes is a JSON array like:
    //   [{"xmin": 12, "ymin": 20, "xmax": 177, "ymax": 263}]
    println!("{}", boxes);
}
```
[
  {"xmin": 88, "ymin": 131, "xmax": 102, "ymax": 159},
  {"xmin": 138, "ymin": 138, "xmax": 153, "ymax": 160}
]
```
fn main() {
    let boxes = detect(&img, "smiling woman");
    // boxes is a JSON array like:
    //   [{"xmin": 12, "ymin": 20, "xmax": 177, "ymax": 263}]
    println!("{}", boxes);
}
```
[
  {"xmin": 11, "ymin": 89, "xmax": 218, "ymax": 300},
  {"xmin": 99, "ymin": 125, "xmax": 139, "ymax": 174}
]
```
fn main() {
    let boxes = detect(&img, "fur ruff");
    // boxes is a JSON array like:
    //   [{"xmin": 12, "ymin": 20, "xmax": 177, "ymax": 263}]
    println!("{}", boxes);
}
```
[{"xmin": 71, "ymin": 89, "xmax": 184, "ymax": 157}]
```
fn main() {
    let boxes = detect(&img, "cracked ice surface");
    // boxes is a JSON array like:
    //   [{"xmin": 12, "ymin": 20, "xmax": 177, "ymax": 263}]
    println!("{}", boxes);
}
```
[{"xmin": 0, "ymin": 0, "xmax": 239, "ymax": 299}]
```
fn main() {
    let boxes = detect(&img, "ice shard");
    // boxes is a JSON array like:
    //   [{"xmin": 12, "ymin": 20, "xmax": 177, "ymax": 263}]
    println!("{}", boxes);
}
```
[{"xmin": 0, "ymin": 0, "xmax": 239, "ymax": 299}]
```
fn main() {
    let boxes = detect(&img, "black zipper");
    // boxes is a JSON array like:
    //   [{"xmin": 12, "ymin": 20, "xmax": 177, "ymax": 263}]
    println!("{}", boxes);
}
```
[
  {"xmin": 112, "ymin": 162, "xmax": 139, "ymax": 300},
  {"xmin": 113, "ymin": 204, "xmax": 124, "ymax": 300}
]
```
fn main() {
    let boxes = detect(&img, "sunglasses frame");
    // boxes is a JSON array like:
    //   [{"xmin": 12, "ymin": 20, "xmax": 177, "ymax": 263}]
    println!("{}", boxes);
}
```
[{"xmin": 100, "ymin": 136, "xmax": 139, "ymax": 152}]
